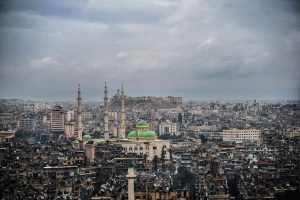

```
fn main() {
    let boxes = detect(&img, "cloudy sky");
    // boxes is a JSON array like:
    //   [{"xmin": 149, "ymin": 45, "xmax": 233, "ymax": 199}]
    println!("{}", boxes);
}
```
[{"xmin": 0, "ymin": 0, "xmax": 299, "ymax": 101}]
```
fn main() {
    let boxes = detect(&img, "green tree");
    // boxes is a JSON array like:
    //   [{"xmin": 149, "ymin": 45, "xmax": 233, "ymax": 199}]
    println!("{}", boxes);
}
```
[
  {"xmin": 152, "ymin": 155, "xmax": 158, "ymax": 172},
  {"xmin": 173, "ymin": 166, "xmax": 196, "ymax": 188}
]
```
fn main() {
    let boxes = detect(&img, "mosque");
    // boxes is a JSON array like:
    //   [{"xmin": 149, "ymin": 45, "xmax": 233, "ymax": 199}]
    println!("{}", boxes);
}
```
[
  {"xmin": 73, "ymin": 82, "xmax": 170, "ymax": 161},
  {"xmin": 121, "ymin": 119, "xmax": 170, "ymax": 160}
]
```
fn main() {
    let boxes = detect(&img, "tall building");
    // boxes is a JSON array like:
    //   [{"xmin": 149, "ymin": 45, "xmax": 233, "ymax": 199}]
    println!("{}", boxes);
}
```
[
  {"xmin": 19, "ymin": 118, "xmax": 34, "ymax": 131},
  {"xmin": 118, "ymin": 83, "xmax": 126, "ymax": 138},
  {"xmin": 65, "ymin": 120, "xmax": 76, "ymax": 138},
  {"xmin": 126, "ymin": 161, "xmax": 136, "ymax": 200},
  {"xmin": 76, "ymin": 84, "xmax": 83, "ymax": 140},
  {"xmin": 50, "ymin": 105, "xmax": 65, "ymax": 133},
  {"xmin": 103, "ymin": 81, "xmax": 109, "ymax": 141},
  {"xmin": 66, "ymin": 110, "xmax": 75, "ymax": 122}
]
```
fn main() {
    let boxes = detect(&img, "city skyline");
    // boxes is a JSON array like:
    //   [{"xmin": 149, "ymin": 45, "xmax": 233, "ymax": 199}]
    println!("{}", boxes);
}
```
[{"xmin": 0, "ymin": 0, "xmax": 300, "ymax": 101}]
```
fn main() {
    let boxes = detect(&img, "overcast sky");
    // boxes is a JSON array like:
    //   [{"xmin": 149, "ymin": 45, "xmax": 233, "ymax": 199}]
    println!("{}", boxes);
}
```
[{"xmin": 0, "ymin": 0, "xmax": 299, "ymax": 101}]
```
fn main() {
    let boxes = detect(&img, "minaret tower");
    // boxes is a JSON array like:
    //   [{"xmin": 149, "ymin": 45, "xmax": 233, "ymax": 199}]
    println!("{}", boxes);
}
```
[
  {"xmin": 103, "ymin": 81, "xmax": 109, "ymax": 141},
  {"xmin": 76, "ymin": 84, "xmax": 83, "ymax": 140},
  {"xmin": 118, "ymin": 83, "xmax": 126, "ymax": 138},
  {"xmin": 126, "ymin": 161, "xmax": 136, "ymax": 200}
]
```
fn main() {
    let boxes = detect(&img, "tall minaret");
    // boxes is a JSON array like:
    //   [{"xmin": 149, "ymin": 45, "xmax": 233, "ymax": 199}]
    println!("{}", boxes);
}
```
[
  {"xmin": 103, "ymin": 81, "xmax": 109, "ymax": 141},
  {"xmin": 126, "ymin": 161, "xmax": 136, "ymax": 200},
  {"xmin": 118, "ymin": 83, "xmax": 126, "ymax": 138},
  {"xmin": 76, "ymin": 84, "xmax": 83, "ymax": 140}
]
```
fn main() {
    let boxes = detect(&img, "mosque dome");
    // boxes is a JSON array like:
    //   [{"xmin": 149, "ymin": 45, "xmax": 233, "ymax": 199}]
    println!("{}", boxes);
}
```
[
  {"xmin": 136, "ymin": 119, "xmax": 149, "ymax": 128},
  {"xmin": 139, "ymin": 131, "xmax": 157, "ymax": 139},
  {"xmin": 127, "ymin": 130, "xmax": 138, "ymax": 138},
  {"xmin": 83, "ymin": 134, "xmax": 91, "ymax": 140},
  {"xmin": 95, "ymin": 139, "xmax": 100, "ymax": 144},
  {"xmin": 128, "ymin": 161, "xmax": 135, "ymax": 168}
]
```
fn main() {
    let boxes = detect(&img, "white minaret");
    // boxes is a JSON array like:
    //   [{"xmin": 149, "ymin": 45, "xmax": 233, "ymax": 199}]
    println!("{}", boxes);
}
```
[
  {"xmin": 76, "ymin": 84, "xmax": 83, "ymax": 140},
  {"xmin": 103, "ymin": 81, "xmax": 109, "ymax": 141},
  {"xmin": 126, "ymin": 161, "xmax": 136, "ymax": 200},
  {"xmin": 118, "ymin": 83, "xmax": 126, "ymax": 138}
]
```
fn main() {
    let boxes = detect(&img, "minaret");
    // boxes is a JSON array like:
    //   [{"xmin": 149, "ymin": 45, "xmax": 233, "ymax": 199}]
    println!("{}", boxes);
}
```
[
  {"xmin": 126, "ymin": 161, "xmax": 136, "ymax": 200},
  {"xmin": 76, "ymin": 84, "xmax": 83, "ymax": 140},
  {"xmin": 118, "ymin": 83, "xmax": 126, "ymax": 138},
  {"xmin": 103, "ymin": 81, "xmax": 109, "ymax": 141}
]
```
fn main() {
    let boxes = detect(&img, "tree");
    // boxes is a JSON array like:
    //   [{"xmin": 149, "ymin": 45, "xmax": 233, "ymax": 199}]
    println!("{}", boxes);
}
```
[
  {"xmin": 173, "ymin": 167, "xmax": 196, "ymax": 189},
  {"xmin": 161, "ymin": 145, "xmax": 166, "ymax": 171},
  {"xmin": 173, "ymin": 167, "xmax": 197, "ymax": 199},
  {"xmin": 152, "ymin": 155, "xmax": 158, "ymax": 172}
]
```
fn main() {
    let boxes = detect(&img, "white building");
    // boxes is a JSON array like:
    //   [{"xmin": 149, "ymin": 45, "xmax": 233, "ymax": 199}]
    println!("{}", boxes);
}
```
[
  {"xmin": 66, "ymin": 110, "xmax": 75, "ymax": 122},
  {"xmin": 158, "ymin": 121, "xmax": 177, "ymax": 136},
  {"xmin": 221, "ymin": 129, "xmax": 261, "ymax": 142}
]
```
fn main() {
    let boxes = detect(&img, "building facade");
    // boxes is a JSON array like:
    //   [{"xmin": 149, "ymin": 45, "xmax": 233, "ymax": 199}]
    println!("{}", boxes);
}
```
[
  {"xmin": 158, "ymin": 122, "xmax": 177, "ymax": 136},
  {"xmin": 51, "ymin": 105, "xmax": 65, "ymax": 133},
  {"xmin": 221, "ymin": 129, "xmax": 261, "ymax": 142}
]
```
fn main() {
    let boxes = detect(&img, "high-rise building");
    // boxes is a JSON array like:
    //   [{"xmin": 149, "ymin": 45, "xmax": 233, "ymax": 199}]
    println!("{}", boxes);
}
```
[
  {"xmin": 66, "ymin": 110, "xmax": 75, "ymax": 122},
  {"xmin": 65, "ymin": 120, "xmax": 76, "ymax": 138},
  {"xmin": 50, "ymin": 105, "xmax": 65, "ymax": 133},
  {"xmin": 19, "ymin": 118, "xmax": 34, "ymax": 131}
]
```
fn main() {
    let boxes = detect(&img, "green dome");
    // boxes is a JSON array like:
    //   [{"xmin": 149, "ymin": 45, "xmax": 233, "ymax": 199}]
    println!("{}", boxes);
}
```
[
  {"xmin": 83, "ymin": 134, "xmax": 91, "ymax": 140},
  {"xmin": 139, "ymin": 131, "xmax": 157, "ymax": 138},
  {"xmin": 75, "ymin": 137, "xmax": 80, "ymax": 141},
  {"xmin": 136, "ymin": 119, "xmax": 149, "ymax": 128},
  {"xmin": 95, "ymin": 139, "xmax": 100, "ymax": 144},
  {"xmin": 127, "ymin": 130, "xmax": 138, "ymax": 138},
  {"xmin": 128, "ymin": 161, "xmax": 134, "ymax": 168}
]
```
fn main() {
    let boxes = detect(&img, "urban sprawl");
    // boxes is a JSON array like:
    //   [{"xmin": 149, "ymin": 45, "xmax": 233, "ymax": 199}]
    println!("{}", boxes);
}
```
[{"xmin": 0, "ymin": 83, "xmax": 299, "ymax": 200}]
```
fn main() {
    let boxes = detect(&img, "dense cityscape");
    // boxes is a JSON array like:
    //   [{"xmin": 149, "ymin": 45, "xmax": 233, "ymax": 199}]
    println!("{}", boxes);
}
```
[
  {"xmin": 1, "ymin": 0, "xmax": 300, "ymax": 199},
  {"xmin": 0, "ymin": 83, "xmax": 299, "ymax": 199}
]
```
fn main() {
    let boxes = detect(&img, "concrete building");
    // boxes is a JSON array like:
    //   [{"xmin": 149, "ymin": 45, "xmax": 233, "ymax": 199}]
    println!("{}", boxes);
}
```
[
  {"xmin": 158, "ymin": 121, "xmax": 177, "ymax": 136},
  {"xmin": 66, "ymin": 110, "xmax": 75, "ymax": 122},
  {"xmin": 51, "ymin": 105, "xmax": 65, "ymax": 133},
  {"xmin": 221, "ymin": 129, "xmax": 261, "ymax": 142},
  {"xmin": 65, "ymin": 120, "xmax": 76, "ymax": 138},
  {"xmin": 82, "ymin": 111, "xmax": 93, "ymax": 122},
  {"xmin": 19, "ymin": 118, "xmax": 34, "ymax": 131}
]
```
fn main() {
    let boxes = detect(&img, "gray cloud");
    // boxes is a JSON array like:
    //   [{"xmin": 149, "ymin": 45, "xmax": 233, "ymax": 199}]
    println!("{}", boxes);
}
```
[{"xmin": 0, "ymin": 0, "xmax": 299, "ymax": 101}]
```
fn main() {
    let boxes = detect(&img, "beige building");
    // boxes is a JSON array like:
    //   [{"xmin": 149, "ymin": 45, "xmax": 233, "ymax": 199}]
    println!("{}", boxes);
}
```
[
  {"xmin": 286, "ymin": 128, "xmax": 300, "ymax": 138},
  {"xmin": 65, "ymin": 120, "xmax": 76, "ymax": 138},
  {"xmin": 221, "ymin": 129, "xmax": 261, "ymax": 142},
  {"xmin": 51, "ymin": 105, "xmax": 65, "ymax": 133}
]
